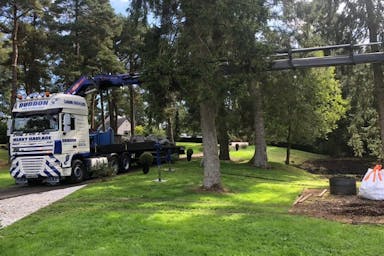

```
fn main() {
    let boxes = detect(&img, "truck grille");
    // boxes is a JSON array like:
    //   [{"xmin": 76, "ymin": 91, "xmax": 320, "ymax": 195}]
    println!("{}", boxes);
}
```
[{"xmin": 20, "ymin": 157, "xmax": 45, "ymax": 175}]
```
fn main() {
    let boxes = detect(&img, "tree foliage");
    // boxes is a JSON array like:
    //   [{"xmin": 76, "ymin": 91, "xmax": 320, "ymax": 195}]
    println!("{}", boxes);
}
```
[{"xmin": 2, "ymin": 0, "xmax": 384, "ymax": 188}]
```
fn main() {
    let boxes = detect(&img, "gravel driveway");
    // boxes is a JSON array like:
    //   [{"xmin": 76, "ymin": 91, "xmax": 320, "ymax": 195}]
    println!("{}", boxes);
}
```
[{"xmin": 0, "ymin": 185, "xmax": 86, "ymax": 228}]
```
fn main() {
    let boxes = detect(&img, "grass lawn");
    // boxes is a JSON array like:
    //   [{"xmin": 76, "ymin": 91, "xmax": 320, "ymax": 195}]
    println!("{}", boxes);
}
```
[
  {"xmin": 0, "ymin": 149, "xmax": 13, "ymax": 188},
  {"xmin": 0, "ymin": 146, "xmax": 383, "ymax": 255},
  {"xmin": 177, "ymin": 142, "xmax": 328, "ymax": 164},
  {"xmin": 0, "ymin": 168, "xmax": 13, "ymax": 188},
  {"xmin": 230, "ymin": 145, "xmax": 328, "ymax": 164}
]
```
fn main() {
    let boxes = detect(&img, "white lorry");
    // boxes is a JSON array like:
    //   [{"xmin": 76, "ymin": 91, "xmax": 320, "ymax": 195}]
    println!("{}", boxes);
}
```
[{"xmin": 9, "ymin": 75, "xmax": 182, "ymax": 185}]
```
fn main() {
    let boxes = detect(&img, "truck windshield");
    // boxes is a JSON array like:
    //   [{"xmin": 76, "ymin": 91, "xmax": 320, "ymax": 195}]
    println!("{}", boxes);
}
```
[{"xmin": 13, "ymin": 113, "xmax": 59, "ymax": 133}]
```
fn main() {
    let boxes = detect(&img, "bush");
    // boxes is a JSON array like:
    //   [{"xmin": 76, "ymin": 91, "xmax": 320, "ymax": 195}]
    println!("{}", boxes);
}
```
[
  {"xmin": 135, "ymin": 125, "xmax": 145, "ymax": 136},
  {"xmin": 0, "ymin": 122, "xmax": 7, "ymax": 144},
  {"xmin": 171, "ymin": 153, "xmax": 179, "ymax": 163},
  {"xmin": 139, "ymin": 152, "xmax": 154, "ymax": 166},
  {"xmin": 146, "ymin": 127, "xmax": 166, "ymax": 138},
  {"xmin": 186, "ymin": 148, "xmax": 193, "ymax": 161}
]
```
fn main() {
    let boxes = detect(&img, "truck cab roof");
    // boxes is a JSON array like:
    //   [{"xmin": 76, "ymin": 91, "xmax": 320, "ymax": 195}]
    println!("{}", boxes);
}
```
[{"xmin": 13, "ymin": 93, "xmax": 88, "ymax": 115}]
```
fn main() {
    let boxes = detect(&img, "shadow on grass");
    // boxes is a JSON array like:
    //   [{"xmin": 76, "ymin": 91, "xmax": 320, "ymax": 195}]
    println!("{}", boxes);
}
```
[{"xmin": 0, "ymin": 158, "xmax": 382, "ymax": 255}]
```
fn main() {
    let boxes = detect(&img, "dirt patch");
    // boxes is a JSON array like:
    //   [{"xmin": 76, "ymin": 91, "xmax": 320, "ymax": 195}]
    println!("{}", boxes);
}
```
[{"xmin": 290, "ymin": 188, "xmax": 384, "ymax": 224}]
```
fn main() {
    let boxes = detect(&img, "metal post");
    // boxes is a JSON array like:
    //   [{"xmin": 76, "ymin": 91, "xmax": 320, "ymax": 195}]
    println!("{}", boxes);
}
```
[
  {"xmin": 129, "ymin": 84, "xmax": 135, "ymax": 136},
  {"xmin": 100, "ymin": 90, "xmax": 105, "ymax": 131}
]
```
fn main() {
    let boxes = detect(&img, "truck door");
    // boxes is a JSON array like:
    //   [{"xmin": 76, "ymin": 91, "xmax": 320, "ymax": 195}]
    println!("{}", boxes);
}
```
[{"xmin": 62, "ymin": 113, "xmax": 78, "ymax": 154}]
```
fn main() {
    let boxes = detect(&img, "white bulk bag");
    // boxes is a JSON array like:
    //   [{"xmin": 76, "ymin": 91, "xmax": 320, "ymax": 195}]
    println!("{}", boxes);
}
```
[{"xmin": 358, "ymin": 165, "xmax": 384, "ymax": 200}]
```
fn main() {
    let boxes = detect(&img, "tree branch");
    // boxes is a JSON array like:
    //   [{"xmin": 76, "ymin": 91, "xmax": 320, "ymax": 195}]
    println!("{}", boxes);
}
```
[
  {"xmin": 16, "ymin": 8, "xmax": 33, "ymax": 20},
  {"xmin": 0, "ymin": 23, "xmax": 11, "ymax": 34}
]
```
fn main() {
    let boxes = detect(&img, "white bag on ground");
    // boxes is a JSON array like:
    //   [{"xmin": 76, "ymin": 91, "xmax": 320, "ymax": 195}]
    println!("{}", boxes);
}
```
[{"xmin": 358, "ymin": 165, "xmax": 384, "ymax": 200}]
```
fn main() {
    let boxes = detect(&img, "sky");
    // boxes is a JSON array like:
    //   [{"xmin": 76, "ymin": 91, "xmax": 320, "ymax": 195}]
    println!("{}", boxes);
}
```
[{"xmin": 110, "ymin": 0, "xmax": 129, "ymax": 16}]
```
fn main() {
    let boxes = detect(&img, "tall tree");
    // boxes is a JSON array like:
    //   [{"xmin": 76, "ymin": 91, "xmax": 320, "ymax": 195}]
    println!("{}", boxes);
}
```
[
  {"xmin": 0, "ymin": 33, "xmax": 11, "ymax": 114},
  {"xmin": 0, "ymin": 0, "xmax": 46, "ymax": 110},
  {"xmin": 49, "ymin": 0, "xmax": 124, "ymax": 83},
  {"xmin": 292, "ymin": 0, "xmax": 384, "ymax": 158},
  {"xmin": 129, "ymin": 0, "xmax": 271, "ymax": 189},
  {"xmin": 365, "ymin": 0, "xmax": 384, "ymax": 158},
  {"xmin": 265, "ymin": 68, "xmax": 347, "ymax": 164},
  {"xmin": 18, "ymin": 8, "xmax": 51, "ymax": 93}
]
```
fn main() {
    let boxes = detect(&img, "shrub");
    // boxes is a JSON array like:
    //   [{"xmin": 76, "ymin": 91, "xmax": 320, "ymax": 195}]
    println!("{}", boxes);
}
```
[
  {"xmin": 139, "ymin": 152, "xmax": 154, "ymax": 166},
  {"xmin": 134, "ymin": 125, "xmax": 145, "ymax": 135},
  {"xmin": 186, "ymin": 148, "xmax": 193, "ymax": 161},
  {"xmin": 0, "ymin": 122, "xmax": 7, "ymax": 144},
  {"xmin": 171, "ymin": 153, "xmax": 179, "ymax": 163},
  {"xmin": 146, "ymin": 127, "xmax": 166, "ymax": 138}
]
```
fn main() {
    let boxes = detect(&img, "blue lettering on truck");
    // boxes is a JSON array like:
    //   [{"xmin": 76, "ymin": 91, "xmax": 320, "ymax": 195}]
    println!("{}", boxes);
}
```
[
  {"xmin": 63, "ymin": 138, "xmax": 76, "ymax": 143},
  {"xmin": 64, "ymin": 100, "xmax": 86, "ymax": 106},
  {"xmin": 13, "ymin": 136, "xmax": 51, "ymax": 142},
  {"xmin": 18, "ymin": 100, "xmax": 48, "ymax": 108}
]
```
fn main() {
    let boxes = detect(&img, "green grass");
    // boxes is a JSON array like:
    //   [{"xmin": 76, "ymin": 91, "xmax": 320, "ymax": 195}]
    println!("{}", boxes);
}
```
[
  {"xmin": 177, "ymin": 142, "xmax": 328, "ymax": 165},
  {"xmin": 0, "ymin": 168, "xmax": 13, "ymax": 188},
  {"xmin": 0, "ymin": 147, "xmax": 382, "ymax": 255},
  {"xmin": 0, "ymin": 144, "xmax": 325, "ymax": 190},
  {"xmin": 231, "ymin": 145, "xmax": 328, "ymax": 164},
  {"xmin": 0, "ymin": 149, "xmax": 13, "ymax": 188}
]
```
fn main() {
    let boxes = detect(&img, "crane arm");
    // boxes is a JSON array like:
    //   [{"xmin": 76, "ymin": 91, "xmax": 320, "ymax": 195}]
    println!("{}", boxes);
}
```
[{"xmin": 65, "ymin": 74, "xmax": 140, "ymax": 96}]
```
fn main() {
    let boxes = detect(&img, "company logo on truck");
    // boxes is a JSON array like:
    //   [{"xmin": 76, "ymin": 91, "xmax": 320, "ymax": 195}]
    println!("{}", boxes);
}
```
[
  {"xmin": 18, "ymin": 100, "xmax": 49, "ymax": 109},
  {"xmin": 13, "ymin": 136, "xmax": 52, "ymax": 142},
  {"xmin": 63, "ymin": 138, "xmax": 76, "ymax": 143},
  {"xmin": 64, "ymin": 100, "xmax": 86, "ymax": 106}
]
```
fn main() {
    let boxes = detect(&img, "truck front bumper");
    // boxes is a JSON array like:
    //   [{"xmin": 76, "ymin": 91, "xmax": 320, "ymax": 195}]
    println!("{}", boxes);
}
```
[{"xmin": 10, "ymin": 155, "xmax": 63, "ymax": 180}]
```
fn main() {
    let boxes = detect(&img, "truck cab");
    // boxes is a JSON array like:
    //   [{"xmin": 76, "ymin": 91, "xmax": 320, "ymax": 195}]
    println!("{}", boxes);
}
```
[{"xmin": 9, "ymin": 93, "xmax": 90, "ymax": 184}]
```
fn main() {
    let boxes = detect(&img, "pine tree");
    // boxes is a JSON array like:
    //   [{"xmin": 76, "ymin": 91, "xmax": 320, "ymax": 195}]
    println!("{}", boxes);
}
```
[{"xmin": 0, "ymin": 0, "xmax": 47, "ymax": 110}]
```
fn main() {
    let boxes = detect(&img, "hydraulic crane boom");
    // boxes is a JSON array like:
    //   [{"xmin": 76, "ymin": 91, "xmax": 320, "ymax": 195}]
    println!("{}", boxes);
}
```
[{"xmin": 65, "ymin": 74, "xmax": 140, "ymax": 96}]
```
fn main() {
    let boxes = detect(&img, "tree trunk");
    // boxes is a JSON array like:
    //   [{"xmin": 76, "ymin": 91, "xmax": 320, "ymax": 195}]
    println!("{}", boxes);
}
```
[
  {"xmin": 174, "ymin": 109, "xmax": 180, "ymax": 141},
  {"xmin": 218, "ymin": 104, "xmax": 230, "ymax": 160},
  {"xmin": 129, "ymin": 84, "xmax": 135, "ymax": 136},
  {"xmin": 166, "ymin": 117, "xmax": 174, "ymax": 143},
  {"xmin": 285, "ymin": 122, "xmax": 292, "ymax": 165},
  {"xmin": 10, "ymin": 4, "xmax": 19, "ymax": 111},
  {"xmin": 74, "ymin": 0, "xmax": 80, "ymax": 58},
  {"xmin": 200, "ymin": 100, "xmax": 221, "ymax": 190},
  {"xmin": 218, "ymin": 127, "xmax": 230, "ymax": 160},
  {"xmin": 250, "ymin": 81, "xmax": 268, "ymax": 168},
  {"xmin": 366, "ymin": 0, "xmax": 384, "ymax": 158},
  {"xmin": 23, "ymin": 64, "xmax": 31, "ymax": 95}
]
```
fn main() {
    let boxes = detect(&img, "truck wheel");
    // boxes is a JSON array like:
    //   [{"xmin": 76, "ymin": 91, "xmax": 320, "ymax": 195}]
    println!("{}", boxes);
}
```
[
  {"xmin": 70, "ymin": 160, "xmax": 85, "ymax": 183},
  {"xmin": 120, "ymin": 153, "xmax": 131, "ymax": 172},
  {"xmin": 109, "ymin": 156, "xmax": 119, "ymax": 176}
]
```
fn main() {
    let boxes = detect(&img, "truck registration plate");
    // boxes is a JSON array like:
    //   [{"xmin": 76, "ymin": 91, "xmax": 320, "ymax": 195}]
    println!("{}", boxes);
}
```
[{"xmin": 26, "ymin": 174, "xmax": 38, "ymax": 178}]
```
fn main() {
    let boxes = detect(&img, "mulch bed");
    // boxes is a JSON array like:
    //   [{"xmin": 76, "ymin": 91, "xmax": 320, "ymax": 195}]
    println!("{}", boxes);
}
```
[
  {"xmin": 289, "ymin": 188, "xmax": 384, "ymax": 224},
  {"xmin": 291, "ymin": 158, "xmax": 384, "ymax": 224}
]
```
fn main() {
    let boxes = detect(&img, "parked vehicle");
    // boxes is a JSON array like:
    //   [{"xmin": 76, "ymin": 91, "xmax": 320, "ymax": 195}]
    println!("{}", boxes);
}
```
[{"xmin": 9, "ymin": 74, "xmax": 183, "ymax": 185}]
